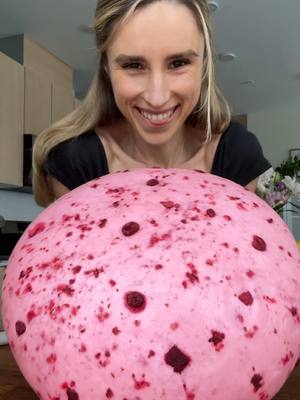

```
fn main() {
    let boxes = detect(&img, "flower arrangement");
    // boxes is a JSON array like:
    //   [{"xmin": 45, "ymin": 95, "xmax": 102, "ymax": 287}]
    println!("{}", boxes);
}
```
[{"xmin": 257, "ymin": 155, "xmax": 300, "ymax": 213}]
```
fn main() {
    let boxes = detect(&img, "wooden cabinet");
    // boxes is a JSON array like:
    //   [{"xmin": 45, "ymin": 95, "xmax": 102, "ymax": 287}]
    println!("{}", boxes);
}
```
[
  {"xmin": 0, "ymin": 35, "xmax": 73, "ymax": 92},
  {"xmin": 52, "ymin": 83, "xmax": 74, "ymax": 123},
  {"xmin": 23, "ymin": 35, "xmax": 75, "ymax": 128},
  {"xmin": 24, "ymin": 67, "xmax": 52, "ymax": 135},
  {"xmin": 0, "ymin": 34, "xmax": 75, "ymax": 135},
  {"xmin": 0, "ymin": 35, "xmax": 76, "ymax": 186},
  {"xmin": 0, "ymin": 52, "xmax": 24, "ymax": 186},
  {"xmin": 23, "ymin": 35, "xmax": 73, "ymax": 92}
]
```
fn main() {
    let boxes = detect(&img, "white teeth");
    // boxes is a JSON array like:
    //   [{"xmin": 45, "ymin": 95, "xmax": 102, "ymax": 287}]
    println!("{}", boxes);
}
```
[{"xmin": 139, "ymin": 107, "xmax": 176, "ymax": 122}]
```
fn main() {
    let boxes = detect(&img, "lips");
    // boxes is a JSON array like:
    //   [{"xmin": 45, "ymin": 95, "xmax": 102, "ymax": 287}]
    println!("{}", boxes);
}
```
[{"xmin": 135, "ymin": 105, "xmax": 179, "ymax": 127}]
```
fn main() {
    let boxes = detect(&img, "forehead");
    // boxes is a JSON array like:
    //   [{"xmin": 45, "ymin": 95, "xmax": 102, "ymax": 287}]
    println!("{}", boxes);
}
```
[{"xmin": 107, "ymin": 1, "xmax": 203, "ymax": 56}]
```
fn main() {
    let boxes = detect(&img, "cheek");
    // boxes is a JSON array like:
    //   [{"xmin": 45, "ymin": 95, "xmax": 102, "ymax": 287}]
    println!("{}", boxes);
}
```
[
  {"xmin": 172, "ymin": 75, "xmax": 201, "ymax": 101},
  {"xmin": 110, "ymin": 73, "xmax": 142, "ymax": 104}
]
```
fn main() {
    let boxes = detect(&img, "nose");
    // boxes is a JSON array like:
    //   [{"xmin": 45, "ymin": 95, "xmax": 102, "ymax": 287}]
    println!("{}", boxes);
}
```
[{"xmin": 143, "ymin": 71, "xmax": 170, "ymax": 109}]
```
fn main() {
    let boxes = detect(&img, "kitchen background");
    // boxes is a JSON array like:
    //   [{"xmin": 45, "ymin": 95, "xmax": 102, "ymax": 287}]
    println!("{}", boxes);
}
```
[
  {"xmin": 0, "ymin": 0, "xmax": 300, "ymax": 331},
  {"xmin": 0, "ymin": 2, "xmax": 300, "ymax": 398}
]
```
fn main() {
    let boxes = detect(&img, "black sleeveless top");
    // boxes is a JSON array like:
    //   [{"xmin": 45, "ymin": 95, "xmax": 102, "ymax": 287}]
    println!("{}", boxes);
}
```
[{"xmin": 46, "ymin": 121, "xmax": 271, "ymax": 190}]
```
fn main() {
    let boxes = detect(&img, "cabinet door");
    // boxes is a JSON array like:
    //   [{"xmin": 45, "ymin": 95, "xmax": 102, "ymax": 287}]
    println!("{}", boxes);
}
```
[
  {"xmin": 0, "ymin": 52, "xmax": 24, "ymax": 186},
  {"xmin": 51, "ymin": 83, "xmax": 74, "ymax": 123},
  {"xmin": 24, "ymin": 67, "xmax": 52, "ymax": 135},
  {"xmin": 24, "ymin": 35, "xmax": 73, "ymax": 92}
]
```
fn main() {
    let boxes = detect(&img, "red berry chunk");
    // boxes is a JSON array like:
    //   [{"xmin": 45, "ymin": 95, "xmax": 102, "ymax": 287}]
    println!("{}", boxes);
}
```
[
  {"xmin": 289, "ymin": 307, "xmax": 298, "ymax": 316},
  {"xmin": 121, "ymin": 222, "xmax": 140, "ymax": 236},
  {"xmin": 112, "ymin": 327, "xmax": 121, "ymax": 335},
  {"xmin": 146, "ymin": 179, "xmax": 159, "ymax": 186},
  {"xmin": 206, "ymin": 209, "xmax": 216, "ymax": 217},
  {"xmin": 106, "ymin": 388, "xmax": 114, "ymax": 398},
  {"xmin": 238, "ymin": 291, "xmax": 254, "ymax": 306},
  {"xmin": 28, "ymin": 222, "xmax": 46, "ymax": 238},
  {"xmin": 252, "ymin": 235, "xmax": 266, "ymax": 251},
  {"xmin": 160, "ymin": 201, "xmax": 175, "ymax": 209},
  {"xmin": 66, "ymin": 388, "xmax": 79, "ymax": 400},
  {"xmin": 251, "ymin": 374, "xmax": 263, "ymax": 392},
  {"xmin": 208, "ymin": 330, "xmax": 225, "ymax": 346},
  {"xmin": 98, "ymin": 219, "xmax": 107, "ymax": 228},
  {"xmin": 164, "ymin": 345, "xmax": 190, "ymax": 373},
  {"xmin": 125, "ymin": 291, "xmax": 146, "ymax": 312},
  {"xmin": 15, "ymin": 321, "xmax": 26, "ymax": 336}
]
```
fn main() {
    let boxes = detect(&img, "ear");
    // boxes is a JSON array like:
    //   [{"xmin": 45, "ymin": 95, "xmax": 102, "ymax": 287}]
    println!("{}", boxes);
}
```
[{"xmin": 104, "ymin": 64, "xmax": 109, "ymax": 76}]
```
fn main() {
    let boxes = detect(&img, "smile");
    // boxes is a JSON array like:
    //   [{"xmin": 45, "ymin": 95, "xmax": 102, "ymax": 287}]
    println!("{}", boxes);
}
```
[{"xmin": 136, "ymin": 105, "xmax": 179, "ymax": 126}]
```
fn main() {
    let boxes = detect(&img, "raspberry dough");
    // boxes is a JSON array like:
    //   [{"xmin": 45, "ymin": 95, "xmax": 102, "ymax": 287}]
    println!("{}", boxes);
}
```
[{"xmin": 2, "ymin": 168, "xmax": 300, "ymax": 400}]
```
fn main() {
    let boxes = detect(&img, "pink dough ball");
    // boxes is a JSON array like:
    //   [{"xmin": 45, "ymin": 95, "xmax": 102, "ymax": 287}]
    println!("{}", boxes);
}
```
[{"xmin": 2, "ymin": 168, "xmax": 300, "ymax": 400}]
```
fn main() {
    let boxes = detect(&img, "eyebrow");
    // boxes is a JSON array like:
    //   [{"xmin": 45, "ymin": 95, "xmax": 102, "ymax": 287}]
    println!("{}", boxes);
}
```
[{"xmin": 114, "ymin": 49, "xmax": 199, "ymax": 64}]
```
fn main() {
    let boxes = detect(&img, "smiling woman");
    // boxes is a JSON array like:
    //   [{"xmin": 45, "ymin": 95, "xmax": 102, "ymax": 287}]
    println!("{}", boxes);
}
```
[
  {"xmin": 32, "ymin": 0, "xmax": 271, "ymax": 206},
  {"xmin": 105, "ymin": 2, "xmax": 205, "ymax": 150}
]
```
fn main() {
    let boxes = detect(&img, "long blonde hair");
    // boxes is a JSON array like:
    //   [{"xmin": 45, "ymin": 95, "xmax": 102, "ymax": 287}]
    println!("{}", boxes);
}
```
[{"xmin": 33, "ymin": 0, "xmax": 231, "ymax": 206}]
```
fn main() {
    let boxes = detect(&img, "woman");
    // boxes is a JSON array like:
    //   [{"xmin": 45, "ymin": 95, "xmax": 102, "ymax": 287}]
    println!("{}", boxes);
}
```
[{"xmin": 32, "ymin": 0, "xmax": 271, "ymax": 207}]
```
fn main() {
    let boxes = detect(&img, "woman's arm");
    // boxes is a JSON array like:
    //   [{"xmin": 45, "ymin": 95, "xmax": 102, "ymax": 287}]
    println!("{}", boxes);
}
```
[{"xmin": 245, "ymin": 177, "xmax": 259, "ymax": 193}]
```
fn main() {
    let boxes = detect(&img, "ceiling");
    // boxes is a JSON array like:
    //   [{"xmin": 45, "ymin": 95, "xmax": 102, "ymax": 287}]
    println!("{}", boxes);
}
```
[{"xmin": 0, "ymin": 0, "xmax": 299, "ymax": 115}]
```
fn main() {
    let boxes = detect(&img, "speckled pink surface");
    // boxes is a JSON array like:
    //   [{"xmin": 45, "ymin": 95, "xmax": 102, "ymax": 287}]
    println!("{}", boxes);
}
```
[{"xmin": 2, "ymin": 168, "xmax": 300, "ymax": 400}]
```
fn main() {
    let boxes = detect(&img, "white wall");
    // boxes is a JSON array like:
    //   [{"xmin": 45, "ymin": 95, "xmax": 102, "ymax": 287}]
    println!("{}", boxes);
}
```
[
  {"xmin": 0, "ymin": 190, "xmax": 43, "ymax": 221},
  {"xmin": 248, "ymin": 101, "xmax": 300, "ymax": 168}
]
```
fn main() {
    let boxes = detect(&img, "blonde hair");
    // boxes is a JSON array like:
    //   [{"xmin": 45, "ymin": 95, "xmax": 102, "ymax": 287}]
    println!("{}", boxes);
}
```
[{"xmin": 33, "ymin": 0, "xmax": 231, "ymax": 206}]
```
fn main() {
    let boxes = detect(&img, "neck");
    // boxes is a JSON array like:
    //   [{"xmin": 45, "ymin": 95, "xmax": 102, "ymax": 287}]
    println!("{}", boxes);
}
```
[{"xmin": 125, "ymin": 125, "xmax": 192, "ymax": 168}]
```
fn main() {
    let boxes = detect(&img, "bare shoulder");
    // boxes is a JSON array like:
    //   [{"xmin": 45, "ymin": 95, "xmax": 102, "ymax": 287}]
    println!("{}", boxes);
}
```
[{"xmin": 95, "ymin": 125, "xmax": 114, "ymax": 166}]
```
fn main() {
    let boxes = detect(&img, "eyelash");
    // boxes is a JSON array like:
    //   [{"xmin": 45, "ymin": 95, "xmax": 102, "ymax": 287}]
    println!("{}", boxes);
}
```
[{"xmin": 122, "ymin": 59, "xmax": 191, "ymax": 70}]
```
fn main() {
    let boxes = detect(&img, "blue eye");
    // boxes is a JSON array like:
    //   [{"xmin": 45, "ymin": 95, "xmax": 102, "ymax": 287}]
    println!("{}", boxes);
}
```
[{"xmin": 170, "ymin": 59, "xmax": 190, "ymax": 69}]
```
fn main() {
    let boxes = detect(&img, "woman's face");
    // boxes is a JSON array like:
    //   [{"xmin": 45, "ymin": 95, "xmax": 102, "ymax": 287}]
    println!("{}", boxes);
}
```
[{"xmin": 106, "ymin": 1, "xmax": 205, "ymax": 145}]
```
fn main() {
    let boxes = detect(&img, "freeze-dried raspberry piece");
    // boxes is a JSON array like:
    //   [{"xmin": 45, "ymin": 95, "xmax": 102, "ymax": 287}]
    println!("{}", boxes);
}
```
[
  {"xmin": 106, "ymin": 388, "xmax": 114, "ymax": 398},
  {"xmin": 125, "ymin": 291, "xmax": 146, "ymax": 313},
  {"xmin": 251, "ymin": 374, "xmax": 263, "ymax": 392},
  {"xmin": 208, "ymin": 330, "xmax": 225, "ymax": 346},
  {"xmin": 112, "ymin": 327, "xmax": 121, "ymax": 335},
  {"xmin": 252, "ymin": 235, "xmax": 266, "ymax": 251},
  {"xmin": 148, "ymin": 350, "xmax": 155, "ymax": 358},
  {"xmin": 46, "ymin": 353, "xmax": 57, "ymax": 364},
  {"xmin": 160, "ymin": 201, "xmax": 175, "ymax": 209},
  {"xmin": 164, "ymin": 345, "xmax": 190, "ymax": 373},
  {"xmin": 238, "ymin": 291, "xmax": 254, "ymax": 306},
  {"xmin": 289, "ymin": 307, "xmax": 298, "ymax": 316},
  {"xmin": 67, "ymin": 388, "xmax": 79, "ymax": 400},
  {"xmin": 146, "ymin": 179, "xmax": 159, "ymax": 186},
  {"xmin": 206, "ymin": 209, "xmax": 216, "ymax": 217},
  {"xmin": 28, "ymin": 222, "xmax": 46, "ymax": 238},
  {"xmin": 122, "ymin": 222, "xmax": 140, "ymax": 236},
  {"xmin": 246, "ymin": 270, "xmax": 255, "ymax": 278},
  {"xmin": 98, "ymin": 219, "xmax": 107, "ymax": 228},
  {"xmin": 15, "ymin": 321, "xmax": 26, "ymax": 336}
]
